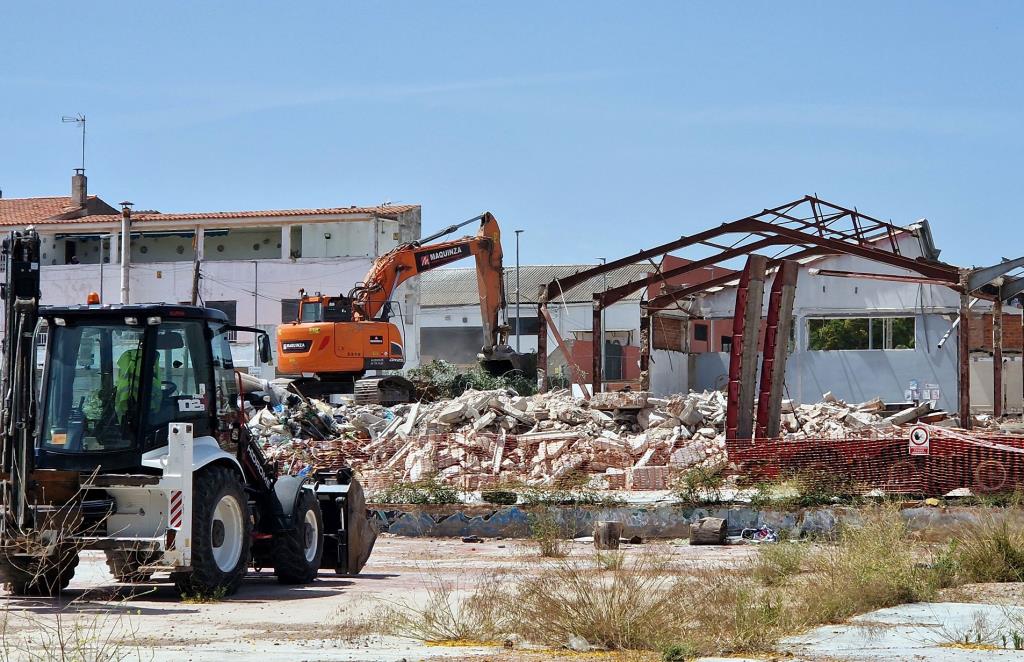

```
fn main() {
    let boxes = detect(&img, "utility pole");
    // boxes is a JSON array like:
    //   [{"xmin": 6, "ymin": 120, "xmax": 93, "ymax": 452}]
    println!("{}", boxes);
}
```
[
  {"xmin": 515, "ymin": 229, "xmax": 523, "ymax": 352},
  {"xmin": 190, "ymin": 229, "xmax": 201, "ymax": 305},
  {"xmin": 253, "ymin": 260, "xmax": 259, "ymax": 367},
  {"xmin": 119, "ymin": 202, "xmax": 133, "ymax": 304},
  {"xmin": 97, "ymin": 233, "xmax": 112, "ymax": 303},
  {"xmin": 99, "ymin": 235, "xmax": 104, "ymax": 303}
]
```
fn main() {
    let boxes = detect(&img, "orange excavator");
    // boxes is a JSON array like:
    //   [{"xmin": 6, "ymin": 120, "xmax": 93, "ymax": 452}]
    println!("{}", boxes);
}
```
[{"xmin": 276, "ymin": 212, "xmax": 530, "ymax": 404}]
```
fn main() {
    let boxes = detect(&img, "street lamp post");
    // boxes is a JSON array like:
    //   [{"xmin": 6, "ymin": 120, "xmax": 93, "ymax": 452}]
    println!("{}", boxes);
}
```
[
  {"xmin": 598, "ymin": 257, "xmax": 607, "ymax": 383},
  {"xmin": 515, "ymin": 230, "xmax": 523, "ymax": 352}
]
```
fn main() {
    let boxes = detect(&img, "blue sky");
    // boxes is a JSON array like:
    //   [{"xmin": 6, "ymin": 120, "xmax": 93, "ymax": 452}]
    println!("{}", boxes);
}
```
[{"xmin": 1, "ymin": 2, "xmax": 1020, "ymax": 269}]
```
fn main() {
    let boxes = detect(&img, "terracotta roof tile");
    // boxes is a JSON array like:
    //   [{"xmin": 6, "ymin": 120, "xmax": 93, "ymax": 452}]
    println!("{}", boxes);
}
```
[
  {"xmin": 0, "ymin": 196, "xmax": 80, "ymax": 225},
  {"xmin": 0, "ymin": 197, "xmax": 419, "ymax": 228},
  {"xmin": 130, "ymin": 204, "xmax": 419, "ymax": 222}
]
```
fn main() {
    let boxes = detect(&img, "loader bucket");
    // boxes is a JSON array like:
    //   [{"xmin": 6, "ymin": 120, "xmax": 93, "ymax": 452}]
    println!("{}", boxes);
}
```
[
  {"xmin": 315, "ymin": 470, "xmax": 378, "ymax": 575},
  {"xmin": 340, "ymin": 476, "xmax": 377, "ymax": 575}
]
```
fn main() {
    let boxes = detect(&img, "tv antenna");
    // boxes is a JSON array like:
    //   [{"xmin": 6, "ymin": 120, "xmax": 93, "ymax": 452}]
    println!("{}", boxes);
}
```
[{"xmin": 61, "ymin": 114, "xmax": 86, "ymax": 171}]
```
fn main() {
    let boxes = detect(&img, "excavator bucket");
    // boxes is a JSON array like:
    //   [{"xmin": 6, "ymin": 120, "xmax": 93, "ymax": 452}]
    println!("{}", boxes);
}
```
[
  {"xmin": 354, "ymin": 376, "xmax": 416, "ymax": 406},
  {"xmin": 478, "ymin": 347, "xmax": 537, "ymax": 379}
]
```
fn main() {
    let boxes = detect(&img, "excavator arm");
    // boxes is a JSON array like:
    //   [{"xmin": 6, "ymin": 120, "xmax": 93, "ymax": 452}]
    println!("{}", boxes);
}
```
[{"xmin": 350, "ymin": 212, "xmax": 508, "ymax": 351}]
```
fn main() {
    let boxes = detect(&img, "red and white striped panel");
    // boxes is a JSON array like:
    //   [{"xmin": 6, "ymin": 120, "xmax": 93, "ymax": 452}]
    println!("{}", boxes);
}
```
[{"xmin": 169, "ymin": 490, "xmax": 183, "ymax": 529}]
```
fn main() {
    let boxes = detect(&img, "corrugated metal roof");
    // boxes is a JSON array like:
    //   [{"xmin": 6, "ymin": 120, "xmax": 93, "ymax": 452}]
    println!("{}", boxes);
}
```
[{"xmin": 420, "ymin": 263, "xmax": 653, "ymax": 307}]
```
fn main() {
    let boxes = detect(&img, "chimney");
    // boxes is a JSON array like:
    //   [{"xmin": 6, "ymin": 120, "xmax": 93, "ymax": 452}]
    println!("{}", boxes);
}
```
[{"xmin": 71, "ymin": 168, "xmax": 87, "ymax": 207}]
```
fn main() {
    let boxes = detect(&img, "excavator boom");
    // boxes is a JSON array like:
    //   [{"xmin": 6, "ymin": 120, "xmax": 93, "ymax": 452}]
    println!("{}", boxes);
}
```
[{"xmin": 277, "ymin": 212, "xmax": 531, "ymax": 402}]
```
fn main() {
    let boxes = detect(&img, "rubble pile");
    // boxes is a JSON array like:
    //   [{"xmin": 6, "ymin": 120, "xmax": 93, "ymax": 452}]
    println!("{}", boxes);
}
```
[
  {"xmin": 248, "ymin": 385, "xmax": 952, "ymax": 490},
  {"xmin": 781, "ymin": 392, "xmax": 892, "ymax": 438},
  {"xmin": 251, "ymin": 388, "xmax": 732, "ymax": 489}
]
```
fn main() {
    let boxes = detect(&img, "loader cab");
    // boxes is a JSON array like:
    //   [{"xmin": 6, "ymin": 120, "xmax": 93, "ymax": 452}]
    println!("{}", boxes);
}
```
[{"xmin": 33, "ymin": 304, "xmax": 256, "ymax": 473}]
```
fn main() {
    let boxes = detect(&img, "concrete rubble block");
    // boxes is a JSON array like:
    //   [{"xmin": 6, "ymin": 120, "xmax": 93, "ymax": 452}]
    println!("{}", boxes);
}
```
[
  {"xmin": 883, "ymin": 401, "xmax": 933, "ymax": 426},
  {"xmin": 438, "ymin": 401, "xmax": 468, "ymax": 425},
  {"xmin": 590, "ymin": 391, "xmax": 650, "ymax": 411},
  {"xmin": 633, "ymin": 448, "xmax": 655, "ymax": 469},
  {"xmin": 679, "ymin": 400, "xmax": 705, "ymax": 426},
  {"xmin": 628, "ymin": 433, "xmax": 649, "ymax": 455},
  {"xmin": 473, "ymin": 411, "xmax": 498, "ymax": 431}
]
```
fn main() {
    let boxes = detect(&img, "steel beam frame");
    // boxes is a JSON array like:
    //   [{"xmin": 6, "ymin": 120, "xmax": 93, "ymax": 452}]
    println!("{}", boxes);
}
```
[{"xmin": 537, "ymin": 195, "xmax": 926, "ymax": 391}]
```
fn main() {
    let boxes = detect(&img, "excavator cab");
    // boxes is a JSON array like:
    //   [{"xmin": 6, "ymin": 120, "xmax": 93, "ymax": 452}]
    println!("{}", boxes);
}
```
[{"xmin": 297, "ymin": 294, "xmax": 354, "ymax": 323}]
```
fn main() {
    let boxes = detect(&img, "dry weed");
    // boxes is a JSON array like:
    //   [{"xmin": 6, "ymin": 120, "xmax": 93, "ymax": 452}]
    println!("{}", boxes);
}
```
[
  {"xmin": 378, "ymin": 572, "xmax": 510, "ymax": 642},
  {"xmin": 503, "ymin": 549, "xmax": 681, "ymax": 651}
]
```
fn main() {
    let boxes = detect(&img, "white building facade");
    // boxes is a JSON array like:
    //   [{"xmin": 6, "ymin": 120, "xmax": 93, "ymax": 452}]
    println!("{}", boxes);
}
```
[{"xmin": 0, "ymin": 173, "xmax": 423, "ymax": 372}]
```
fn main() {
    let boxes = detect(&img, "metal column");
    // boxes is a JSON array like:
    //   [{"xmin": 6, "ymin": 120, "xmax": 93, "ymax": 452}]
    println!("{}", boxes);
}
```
[
  {"xmin": 592, "ymin": 300, "xmax": 603, "ymax": 395},
  {"xmin": 536, "ymin": 303, "xmax": 548, "ymax": 392},
  {"xmin": 959, "ymin": 290, "xmax": 972, "ymax": 429},
  {"xmin": 755, "ymin": 260, "xmax": 798, "ymax": 438},
  {"xmin": 725, "ymin": 254, "xmax": 767, "ymax": 442},
  {"xmin": 639, "ymin": 308, "xmax": 651, "ymax": 391},
  {"xmin": 993, "ymin": 298, "xmax": 1003, "ymax": 418}
]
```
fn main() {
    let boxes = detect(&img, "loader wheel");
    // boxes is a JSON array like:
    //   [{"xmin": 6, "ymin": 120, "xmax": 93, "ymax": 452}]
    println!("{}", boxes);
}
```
[
  {"xmin": 172, "ymin": 465, "xmax": 251, "ymax": 598},
  {"xmin": 105, "ymin": 550, "xmax": 156, "ymax": 583},
  {"xmin": 3, "ymin": 546, "xmax": 79, "ymax": 597},
  {"xmin": 272, "ymin": 490, "xmax": 324, "ymax": 584}
]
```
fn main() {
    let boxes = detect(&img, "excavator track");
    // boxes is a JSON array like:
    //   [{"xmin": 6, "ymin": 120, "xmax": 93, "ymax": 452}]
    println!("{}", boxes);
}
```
[{"xmin": 354, "ymin": 376, "xmax": 415, "ymax": 406}]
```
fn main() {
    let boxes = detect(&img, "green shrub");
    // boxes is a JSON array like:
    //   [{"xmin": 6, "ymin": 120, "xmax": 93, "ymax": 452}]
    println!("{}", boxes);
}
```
[
  {"xmin": 369, "ymin": 477, "xmax": 461, "ymax": 505},
  {"xmin": 672, "ymin": 466, "xmax": 725, "ymax": 506},
  {"xmin": 408, "ymin": 359, "xmax": 536, "ymax": 399}
]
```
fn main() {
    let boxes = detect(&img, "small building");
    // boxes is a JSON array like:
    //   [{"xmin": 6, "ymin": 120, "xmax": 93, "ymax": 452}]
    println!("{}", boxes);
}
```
[
  {"xmin": 420, "ymin": 264, "xmax": 650, "ymax": 383},
  {"xmin": 0, "ymin": 171, "xmax": 423, "ymax": 370},
  {"xmin": 418, "ymin": 261, "xmax": 723, "ymax": 389},
  {"xmin": 673, "ymin": 222, "xmax": 969, "ymax": 412}
]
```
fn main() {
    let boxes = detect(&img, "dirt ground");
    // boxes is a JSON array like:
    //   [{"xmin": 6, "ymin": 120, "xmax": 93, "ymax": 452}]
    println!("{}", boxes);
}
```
[{"xmin": 0, "ymin": 535, "xmax": 755, "ymax": 661}]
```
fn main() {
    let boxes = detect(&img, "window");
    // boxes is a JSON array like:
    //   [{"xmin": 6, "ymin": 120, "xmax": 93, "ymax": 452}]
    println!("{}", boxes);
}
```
[
  {"xmin": 509, "ymin": 317, "xmax": 539, "ymax": 335},
  {"xmin": 211, "ymin": 323, "xmax": 240, "ymax": 451},
  {"xmin": 281, "ymin": 299, "xmax": 300, "ymax": 323},
  {"xmin": 146, "ymin": 322, "xmax": 213, "ymax": 449},
  {"xmin": 694, "ymin": 323, "xmax": 709, "ymax": 342},
  {"xmin": 807, "ymin": 317, "xmax": 915, "ymax": 351},
  {"xmin": 205, "ymin": 300, "xmax": 237, "ymax": 340},
  {"xmin": 300, "ymin": 301, "xmax": 322, "ymax": 322},
  {"xmin": 41, "ymin": 323, "xmax": 147, "ymax": 452}
]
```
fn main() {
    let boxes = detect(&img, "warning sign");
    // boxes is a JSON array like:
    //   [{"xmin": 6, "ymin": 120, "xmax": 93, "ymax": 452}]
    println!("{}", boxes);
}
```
[{"xmin": 909, "ymin": 425, "xmax": 930, "ymax": 456}]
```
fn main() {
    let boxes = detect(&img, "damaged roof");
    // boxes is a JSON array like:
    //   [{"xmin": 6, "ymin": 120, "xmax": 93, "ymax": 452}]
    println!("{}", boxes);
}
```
[{"xmin": 420, "ymin": 263, "xmax": 653, "ymax": 307}]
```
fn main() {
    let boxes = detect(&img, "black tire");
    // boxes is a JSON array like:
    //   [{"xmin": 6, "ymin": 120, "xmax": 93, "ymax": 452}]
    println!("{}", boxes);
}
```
[
  {"xmin": 3, "ymin": 546, "xmax": 79, "ymax": 597},
  {"xmin": 272, "ymin": 490, "xmax": 324, "ymax": 584},
  {"xmin": 104, "ymin": 550, "xmax": 155, "ymax": 583},
  {"xmin": 172, "ymin": 465, "xmax": 251, "ymax": 598}
]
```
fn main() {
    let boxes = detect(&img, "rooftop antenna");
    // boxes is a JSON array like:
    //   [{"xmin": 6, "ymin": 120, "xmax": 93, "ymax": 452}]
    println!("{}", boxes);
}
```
[{"xmin": 61, "ymin": 114, "xmax": 86, "ymax": 171}]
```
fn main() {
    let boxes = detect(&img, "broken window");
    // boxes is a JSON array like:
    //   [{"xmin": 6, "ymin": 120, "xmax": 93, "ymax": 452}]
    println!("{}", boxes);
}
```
[
  {"xmin": 694, "ymin": 323, "xmax": 709, "ymax": 342},
  {"xmin": 807, "ymin": 317, "xmax": 915, "ymax": 351}
]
